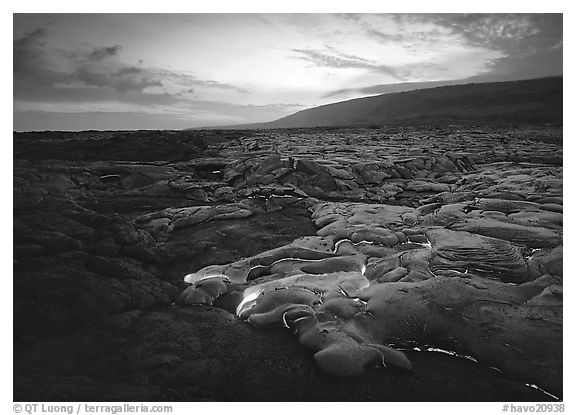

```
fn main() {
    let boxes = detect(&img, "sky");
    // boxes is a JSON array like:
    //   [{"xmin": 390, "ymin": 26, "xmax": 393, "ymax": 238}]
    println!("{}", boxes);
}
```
[{"xmin": 13, "ymin": 13, "xmax": 563, "ymax": 131}]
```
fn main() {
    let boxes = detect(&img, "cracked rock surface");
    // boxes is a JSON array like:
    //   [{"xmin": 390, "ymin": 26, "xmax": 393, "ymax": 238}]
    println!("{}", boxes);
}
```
[{"xmin": 14, "ymin": 125, "xmax": 562, "ymax": 401}]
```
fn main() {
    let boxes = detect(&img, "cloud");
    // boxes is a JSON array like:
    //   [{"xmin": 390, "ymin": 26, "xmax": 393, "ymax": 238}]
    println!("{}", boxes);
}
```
[
  {"xmin": 321, "ymin": 13, "xmax": 561, "ymax": 100},
  {"xmin": 412, "ymin": 14, "xmax": 562, "ymax": 54},
  {"xmin": 13, "ymin": 24, "xmax": 302, "ymax": 130},
  {"xmin": 291, "ymin": 47, "xmax": 404, "ymax": 80},
  {"xmin": 14, "ymin": 26, "xmax": 68, "ymax": 87},
  {"xmin": 194, "ymin": 80, "xmax": 248, "ymax": 94},
  {"xmin": 14, "ymin": 26, "xmax": 250, "ymax": 105},
  {"xmin": 117, "ymin": 66, "xmax": 143, "ymax": 76},
  {"xmin": 366, "ymin": 26, "xmax": 453, "ymax": 54},
  {"xmin": 420, "ymin": 14, "xmax": 563, "ymax": 81},
  {"xmin": 66, "ymin": 64, "xmax": 248, "ymax": 95},
  {"xmin": 366, "ymin": 29, "xmax": 405, "ymax": 43},
  {"xmin": 323, "ymin": 80, "xmax": 458, "ymax": 99},
  {"xmin": 292, "ymin": 48, "xmax": 373, "ymax": 69},
  {"xmin": 13, "ymin": 14, "xmax": 562, "ymax": 131},
  {"xmin": 65, "ymin": 61, "xmax": 247, "ymax": 96},
  {"xmin": 154, "ymin": 70, "xmax": 249, "ymax": 94},
  {"xmin": 68, "ymin": 65, "xmax": 163, "ymax": 93},
  {"xmin": 13, "ymin": 27, "xmax": 47, "ymax": 71},
  {"xmin": 89, "ymin": 44, "xmax": 121, "ymax": 61}
]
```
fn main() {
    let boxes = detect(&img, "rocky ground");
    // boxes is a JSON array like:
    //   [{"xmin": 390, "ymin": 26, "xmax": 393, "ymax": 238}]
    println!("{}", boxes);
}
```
[{"xmin": 13, "ymin": 125, "xmax": 562, "ymax": 401}]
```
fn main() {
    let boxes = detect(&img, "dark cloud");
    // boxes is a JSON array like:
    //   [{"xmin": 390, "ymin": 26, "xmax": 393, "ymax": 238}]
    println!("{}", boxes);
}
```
[
  {"xmin": 69, "ymin": 66, "xmax": 162, "ymax": 93},
  {"xmin": 423, "ymin": 14, "xmax": 563, "ymax": 81},
  {"xmin": 89, "ymin": 44, "xmax": 121, "ymax": 61},
  {"xmin": 13, "ymin": 27, "xmax": 47, "ymax": 72},
  {"xmin": 366, "ymin": 14, "xmax": 563, "ymax": 81},
  {"xmin": 13, "ymin": 26, "xmax": 263, "ymax": 130},
  {"xmin": 14, "ymin": 26, "xmax": 249, "ymax": 103},
  {"xmin": 173, "ymin": 88, "xmax": 195, "ymax": 97},
  {"xmin": 324, "ymin": 13, "xmax": 563, "ymax": 100},
  {"xmin": 117, "ymin": 66, "xmax": 143, "ymax": 75},
  {"xmin": 70, "ymin": 67, "xmax": 109, "ymax": 88},
  {"xmin": 13, "ymin": 26, "xmax": 67, "ymax": 86},
  {"xmin": 113, "ymin": 76, "xmax": 162, "ymax": 93},
  {"xmin": 411, "ymin": 13, "xmax": 562, "ymax": 54},
  {"xmin": 65, "ymin": 63, "xmax": 245, "ymax": 95}
]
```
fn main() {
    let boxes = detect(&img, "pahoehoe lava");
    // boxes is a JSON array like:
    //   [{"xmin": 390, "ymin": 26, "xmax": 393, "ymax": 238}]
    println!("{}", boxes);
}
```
[{"xmin": 13, "ymin": 125, "xmax": 562, "ymax": 401}]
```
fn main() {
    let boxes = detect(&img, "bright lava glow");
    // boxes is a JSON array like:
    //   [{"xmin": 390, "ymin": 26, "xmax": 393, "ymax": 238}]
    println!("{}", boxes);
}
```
[
  {"xmin": 525, "ymin": 383, "xmax": 560, "ymax": 400},
  {"xmin": 235, "ymin": 288, "xmax": 263, "ymax": 317},
  {"xmin": 411, "ymin": 346, "xmax": 478, "ymax": 363},
  {"xmin": 410, "ymin": 346, "xmax": 559, "ymax": 399},
  {"xmin": 184, "ymin": 270, "xmax": 229, "ymax": 284}
]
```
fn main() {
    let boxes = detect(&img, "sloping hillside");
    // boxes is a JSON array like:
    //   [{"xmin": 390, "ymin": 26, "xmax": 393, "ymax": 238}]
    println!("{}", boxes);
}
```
[{"xmin": 221, "ymin": 76, "xmax": 562, "ymax": 129}]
